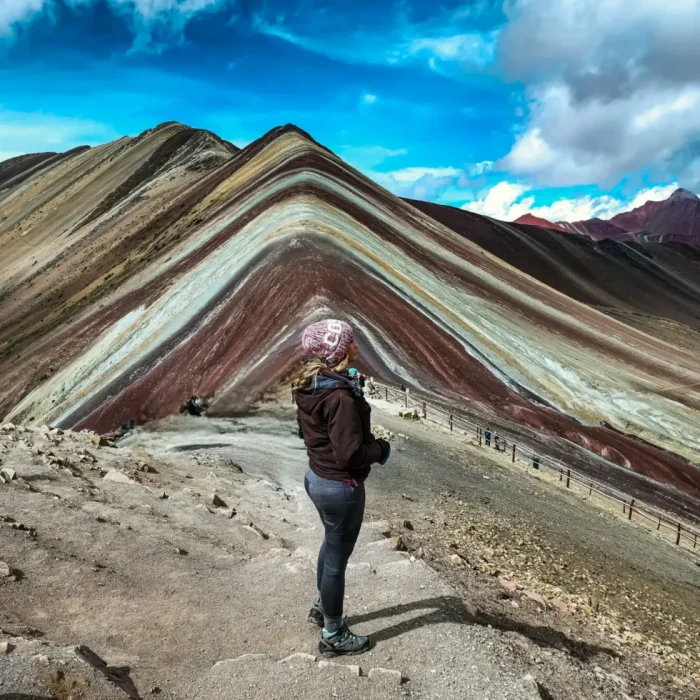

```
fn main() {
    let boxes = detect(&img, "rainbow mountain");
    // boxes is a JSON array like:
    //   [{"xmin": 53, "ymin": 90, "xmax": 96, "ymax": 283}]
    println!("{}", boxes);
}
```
[{"xmin": 1, "ymin": 122, "xmax": 700, "ymax": 509}]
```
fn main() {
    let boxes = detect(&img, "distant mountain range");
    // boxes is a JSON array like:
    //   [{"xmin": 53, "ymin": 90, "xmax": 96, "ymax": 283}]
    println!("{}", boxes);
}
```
[{"xmin": 514, "ymin": 188, "xmax": 700, "ymax": 246}]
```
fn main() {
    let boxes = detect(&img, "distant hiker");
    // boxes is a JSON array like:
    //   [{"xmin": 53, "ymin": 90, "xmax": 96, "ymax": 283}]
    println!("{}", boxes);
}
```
[
  {"xmin": 119, "ymin": 420, "xmax": 135, "ymax": 437},
  {"xmin": 366, "ymin": 376, "xmax": 377, "ymax": 396},
  {"xmin": 347, "ymin": 368, "xmax": 366, "ymax": 395},
  {"xmin": 293, "ymin": 319, "xmax": 391, "ymax": 656},
  {"xmin": 186, "ymin": 396, "xmax": 204, "ymax": 416},
  {"xmin": 484, "ymin": 428, "xmax": 492, "ymax": 447},
  {"xmin": 399, "ymin": 382, "xmax": 406, "ymax": 392}
]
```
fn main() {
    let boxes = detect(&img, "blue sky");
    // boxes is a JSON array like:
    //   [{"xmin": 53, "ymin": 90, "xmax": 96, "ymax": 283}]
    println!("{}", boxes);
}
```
[{"xmin": 2, "ymin": 0, "xmax": 700, "ymax": 222}]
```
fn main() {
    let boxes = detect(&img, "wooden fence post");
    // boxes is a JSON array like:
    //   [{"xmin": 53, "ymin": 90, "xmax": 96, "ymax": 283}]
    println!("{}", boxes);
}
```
[
  {"xmin": 422, "ymin": 401, "xmax": 427, "ymax": 419},
  {"xmin": 657, "ymin": 517, "xmax": 661, "ymax": 531},
  {"xmin": 385, "ymin": 387, "xmax": 388, "ymax": 401},
  {"xmin": 511, "ymin": 444, "xmax": 516, "ymax": 463},
  {"xmin": 676, "ymin": 523, "xmax": 681, "ymax": 545},
  {"xmin": 559, "ymin": 468, "xmax": 563, "ymax": 482},
  {"xmin": 449, "ymin": 414, "xmax": 453, "ymax": 431},
  {"xmin": 404, "ymin": 392, "xmax": 408, "ymax": 409},
  {"xmin": 566, "ymin": 469, "xmax": 571, "ymax": 488},
  {"xmin": 589, "ymin": 482, "xmax": 593, "ymax": 495},
  {"xmin": 628, "ymin": 499, "xmax": 635, "ymax": 520}
]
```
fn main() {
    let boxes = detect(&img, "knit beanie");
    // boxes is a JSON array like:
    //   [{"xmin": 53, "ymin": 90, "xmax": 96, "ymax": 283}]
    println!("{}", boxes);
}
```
[{"xmin": 301, "ymin": 319, "xmax": 354, "ymax": 367}]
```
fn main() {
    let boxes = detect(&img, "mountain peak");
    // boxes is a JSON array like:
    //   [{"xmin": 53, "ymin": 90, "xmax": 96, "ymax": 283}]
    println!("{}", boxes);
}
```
[
  {"xmin": 668, "ymin": 188, "xmax": 699, "ymax": 203},
  {"xmin": 513, "ymin": 213, "xmax": 565, "ymax": 231}
]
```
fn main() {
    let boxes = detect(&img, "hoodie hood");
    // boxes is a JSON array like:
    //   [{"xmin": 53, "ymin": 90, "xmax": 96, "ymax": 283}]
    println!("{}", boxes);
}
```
[{"xmin": 295, "ymin": 371, "xmax": 362, "ymax": 415}]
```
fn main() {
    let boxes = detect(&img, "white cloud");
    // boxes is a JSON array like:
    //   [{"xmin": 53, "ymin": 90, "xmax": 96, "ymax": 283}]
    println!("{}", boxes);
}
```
[
  {"xmin": 0, "ymin": 0, "xmax": 223, "ymax": 37},
  {"xmin": 406, "ymin": 31, "xmax": 497, "ymax": 69},
  {"xmin": 461, "ymin": 181, "xmax": 683, "ymax": 223},
  {"xmin": 0, "ymin": 109, "xmax": 118, "ymax": 157},
  {"xmin": 387, "ymin": 166, "xmax": 461, "ymax": 184},
  {"xmin": 497, "ymin": 0, "xmax": 700, "ymax": 188},
  {"xmin": 0, "ymin": 0, "xmax": 46, "ymax": 34},
  {"xmin": 468, "ymin": 160, "xmax": 493, "ymax": 177},
  {"xmin": 252, "ymin": 4, "xmax": 499, "ymax": 73},
  {"xmin": 338, "ymin": 144, "xmax": 408, "ymax": 171},
  {"xmin": 370, "ymin": 165, "xmax": 464, "ymax": 202},
  {"xmin": 501, "ymin": 84, "xmax": 700, "ymax": 187},
  {"xmin": 462, "ymin": 181, "xmax": 534, "ymax": 220},
  {"xmin": 362, "ymin": 93, "xmax": 377, "ymax": 105}
]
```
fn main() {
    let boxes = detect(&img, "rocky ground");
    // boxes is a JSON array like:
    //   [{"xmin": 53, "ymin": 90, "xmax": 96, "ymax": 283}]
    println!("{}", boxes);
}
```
[
  {"xmin": 0, "ymin": 394, "xmax": 698, "ymax": 699},
  {"xmin": 365, "ymin": 403, "xmax": 700, "ymax": 699}
]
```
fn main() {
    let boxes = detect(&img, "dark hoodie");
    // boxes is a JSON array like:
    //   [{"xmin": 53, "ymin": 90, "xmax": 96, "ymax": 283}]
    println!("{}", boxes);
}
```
[{"xmin": 295, "ymin": 371, "xmax": 389, "ymax": 481}]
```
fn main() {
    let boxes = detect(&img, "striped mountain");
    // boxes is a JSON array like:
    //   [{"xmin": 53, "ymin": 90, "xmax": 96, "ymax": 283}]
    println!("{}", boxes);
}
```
[{"xmin": 1, "ymin": 123, "xmax": 700, "ymax": 509}]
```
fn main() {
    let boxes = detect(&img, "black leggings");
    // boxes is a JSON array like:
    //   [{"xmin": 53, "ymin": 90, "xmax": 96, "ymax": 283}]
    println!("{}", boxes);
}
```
[{"xmin": 304, "ymin": 469, "xmax": 365, "ymax": 621}]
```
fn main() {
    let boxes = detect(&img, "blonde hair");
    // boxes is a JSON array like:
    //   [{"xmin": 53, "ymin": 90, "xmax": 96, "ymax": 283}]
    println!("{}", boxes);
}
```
[{"xmin": 291, "ymin": 353, "xmax": 350, "ymax": 393}]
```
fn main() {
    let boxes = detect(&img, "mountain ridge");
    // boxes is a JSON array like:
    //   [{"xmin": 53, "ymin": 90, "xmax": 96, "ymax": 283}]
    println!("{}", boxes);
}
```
[
  {"xmin": 2, "ymin": 123, "xmax": 700, "ymax": 510},
  {"xmin": 508, "ymin": 188, "xmax": 700, "ymax": 246}
]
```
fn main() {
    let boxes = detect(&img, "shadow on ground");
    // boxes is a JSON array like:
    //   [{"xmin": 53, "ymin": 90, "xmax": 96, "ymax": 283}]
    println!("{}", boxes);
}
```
[{"xmin": 347, "ymin": 595, "xmax": 617, "ymax": 662}]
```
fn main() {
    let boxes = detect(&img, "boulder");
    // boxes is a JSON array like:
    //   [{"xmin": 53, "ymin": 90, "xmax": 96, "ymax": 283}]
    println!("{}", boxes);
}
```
[
  {"xmin": 103, "ymin": 470, "xmax": 134, "ymax": 484},
  {"xmin": 0, "ymin": 468, "xmax": 16, "ymax": 482},
  {"xmin": 392, "ymin": 535, "xmax": 407, "ymax": 552},
  {"xmin": 211, "ymin": 493, "xmax": 227, "ymax": 508}
]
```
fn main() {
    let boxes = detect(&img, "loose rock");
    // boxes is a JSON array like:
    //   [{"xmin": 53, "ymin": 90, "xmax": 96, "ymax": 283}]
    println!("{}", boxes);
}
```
[
  {"xmin": 244, "ymin": 523, "xmax": 269, "ymax": 540},
  {"xmin": 524, "ymin": 590, "xmax": 547, "ymax": 609},
  {"xmin": 211, "ymin": 493, "xmax": 227, "ymax": 508},
  {"xmin": 392, "ymin": 535, "xmax": 407, "ymax": 552},
  {"xmin": 499, "ymin": 578, "xmax": 518, "ymax": 596},
  {"xmin": 103, "ymin": 470, "xmax": 134, "ymax": 484}
]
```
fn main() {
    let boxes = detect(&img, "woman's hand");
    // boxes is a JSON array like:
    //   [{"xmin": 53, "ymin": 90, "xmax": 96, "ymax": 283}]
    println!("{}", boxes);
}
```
[{"xmin": 377, "ymin": 439, "xmax": 391, "ymax": 465}]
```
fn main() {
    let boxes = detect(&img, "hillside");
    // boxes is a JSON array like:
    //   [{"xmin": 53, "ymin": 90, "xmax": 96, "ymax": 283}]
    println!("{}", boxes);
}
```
[{"xmin": 1, "ymin": 125, "xmax": 700, "ymax": 509}]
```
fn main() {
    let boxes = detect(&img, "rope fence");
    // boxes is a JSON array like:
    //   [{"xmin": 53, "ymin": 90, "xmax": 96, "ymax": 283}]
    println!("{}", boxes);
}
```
[{"xmin": 374, "ymin": 382, "xmax": 700, "ymax": 552}]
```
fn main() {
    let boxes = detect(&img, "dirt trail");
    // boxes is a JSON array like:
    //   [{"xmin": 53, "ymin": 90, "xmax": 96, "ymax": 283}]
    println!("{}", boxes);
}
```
[
  {"xmin": 0, "ymin": 413, "xmax": 540, "ymax": 699},
  {"xmin": 0, "ymin": 399, "xmax": 698, "ymax": 699}
]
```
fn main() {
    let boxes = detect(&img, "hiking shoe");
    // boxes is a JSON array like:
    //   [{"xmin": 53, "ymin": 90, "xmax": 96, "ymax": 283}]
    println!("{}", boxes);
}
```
[
  {"xmin": 308, "ymin": 604, "xmax": 323, "ymax": 627},
  {"xmin": 318, "ymin": 623, "xmax": 371, "ymax": 656}
]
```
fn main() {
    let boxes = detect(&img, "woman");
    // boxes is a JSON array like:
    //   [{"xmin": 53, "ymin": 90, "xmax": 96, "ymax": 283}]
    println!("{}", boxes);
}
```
[{"xmin": 293, "ymin": 319, "xmax": 391, "ymax": 656}]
